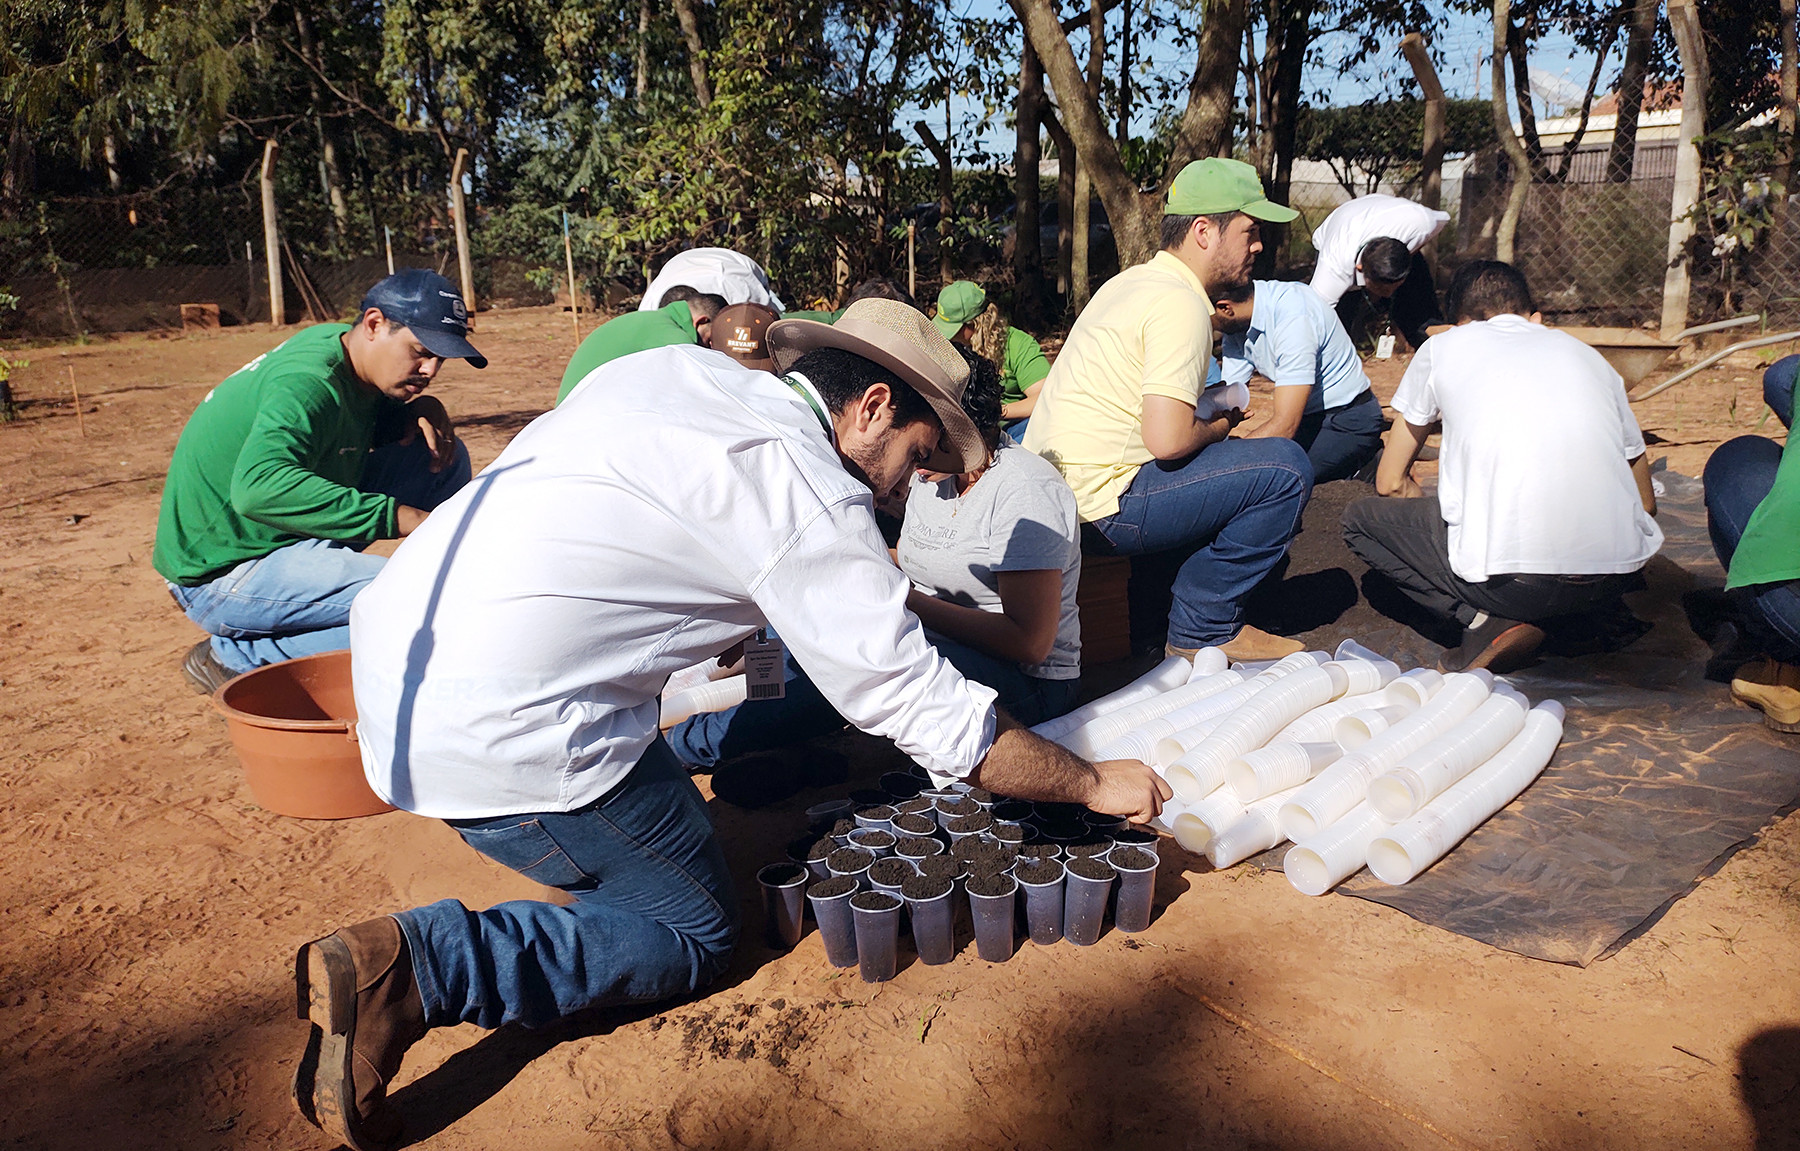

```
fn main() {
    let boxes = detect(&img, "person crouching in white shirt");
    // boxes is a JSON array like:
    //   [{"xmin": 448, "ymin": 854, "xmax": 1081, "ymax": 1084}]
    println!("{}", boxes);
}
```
[
  {"xmin": 285, "ymin": 298, "xmax": 1171, "ymax": 1151},
  {"xmin": 1341, "ymin": 260, "xmax": 1662, "ymax": 674}
]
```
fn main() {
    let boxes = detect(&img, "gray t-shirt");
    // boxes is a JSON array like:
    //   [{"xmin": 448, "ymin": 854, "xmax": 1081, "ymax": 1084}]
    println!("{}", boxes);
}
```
[{"xmin": 897, "ymin": 443, "xmax": 1081, "ymax": 680}]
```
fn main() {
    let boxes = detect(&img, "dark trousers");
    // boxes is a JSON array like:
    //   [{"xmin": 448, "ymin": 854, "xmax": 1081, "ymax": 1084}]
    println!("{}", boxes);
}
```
[
  {"xmin": 1335, "ymin": 251, "xmax": 1444, "ymax": 351},
  {"xmin": 1296, "ymin": 389, "xmax": 1385, "ymax": 483},
  {"xmin": 1342, "ymin": 494, "xmax": 1636, "ymax": 628},
  {"xmin": 1703, "ymin": 355, "xmax": 1800, "ymax": 662}
]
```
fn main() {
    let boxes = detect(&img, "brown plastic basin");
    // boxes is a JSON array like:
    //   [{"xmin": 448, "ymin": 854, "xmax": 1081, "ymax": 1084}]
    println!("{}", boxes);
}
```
[
  {"xmin": 212, "ymin": 650, "xmax": 394, "ymax": 819},
  {"xmin": 1558, "ymin": 326, "xmax": 1680, "ymax": 390}
]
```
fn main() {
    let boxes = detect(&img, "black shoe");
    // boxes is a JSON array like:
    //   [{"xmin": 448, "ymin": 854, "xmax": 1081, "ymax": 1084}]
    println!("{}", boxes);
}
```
[
  {"xmin": 181, "ymin": 640, "xmax": 235, "ymax": 695},
  {"xmin": 1437, "ymin": 616, "xmax": 1546, "ymax": 674}
]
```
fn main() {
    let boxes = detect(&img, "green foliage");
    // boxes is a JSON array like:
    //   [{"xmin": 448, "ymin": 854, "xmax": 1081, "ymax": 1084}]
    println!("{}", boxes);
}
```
[
  {"xmin": 1686, "ymin": 124, "xmax": 1788, "ymax": 312},
  {"xmin": 1296, "ymin": 98, "xmax": 1496, "ymax": 196}
]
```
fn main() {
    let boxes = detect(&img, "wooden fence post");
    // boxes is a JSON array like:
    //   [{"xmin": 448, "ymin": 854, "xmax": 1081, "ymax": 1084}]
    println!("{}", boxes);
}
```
[
  {"xmin": 450, "ymin": 148, "xmax": 477, "ymax": 322},
  {"xmin": 1402, "ymin": 34, "xmax": 1447, "ymax": 213},
  {"xmin": 1662, "ymin": 0, "xmax": 1709, "ymax": 336},
  {"xmin": 261, "ymin": 140, "xmax": 284, "ymax": 328}
]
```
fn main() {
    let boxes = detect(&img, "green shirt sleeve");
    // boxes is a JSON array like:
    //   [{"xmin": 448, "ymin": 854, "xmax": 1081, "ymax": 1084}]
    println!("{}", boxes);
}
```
[
  {"xmin": 1727, "ymin": 436, "xmax": 1800, "ymax": 589},
  {"xmin": 558, "ymin": 302, "xmax": 699, "ymax": 404},
  {"xmin": 230, "ymin": 374, "xmax": 397, "ymax": 541},
  {"xmin": 1003, "ymin": 327, "xmax": 1051, "ymax": 405}
]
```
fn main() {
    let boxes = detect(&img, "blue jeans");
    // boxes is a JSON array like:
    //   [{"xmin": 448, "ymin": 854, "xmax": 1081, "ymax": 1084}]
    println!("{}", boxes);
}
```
[
  {"xmin": 1704, "ymin": 355, "xmax": 1800, "ymax": 661},
  {"xmin": 667, "ymin": 631, "xmax": 1080, "ymax": 770},
  {"xmin": 1296, "ymin": 389, "xmax": 1385, "ymax": 483},
  {"xmin": 396, "ymin": 738, "xmax": 738, "ymax": 1030},
  {"xmin": 1089, "ymin": 438, "xmax": 1312, "ymax": 649},
  {"xmin": 167, "ymin": 438, "xmax": 471, "ymax": 673}
]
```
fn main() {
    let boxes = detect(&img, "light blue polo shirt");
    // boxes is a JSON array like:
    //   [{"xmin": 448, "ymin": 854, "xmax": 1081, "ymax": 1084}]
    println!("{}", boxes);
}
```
[{"xmin": 1220, "ymin": 279, "xmax": 1370, "ymax": 414}]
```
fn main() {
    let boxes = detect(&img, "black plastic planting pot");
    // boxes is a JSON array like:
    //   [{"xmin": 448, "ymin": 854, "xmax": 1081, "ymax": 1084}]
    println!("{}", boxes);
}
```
[{"xmin": 757, "ymin": 862, "xmax": 810, "ymax": 949}]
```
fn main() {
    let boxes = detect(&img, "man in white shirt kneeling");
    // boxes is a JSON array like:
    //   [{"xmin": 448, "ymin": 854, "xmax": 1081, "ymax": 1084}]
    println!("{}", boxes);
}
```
[{"xmin": 1341, "ymin": 260, "xmax": 1663, "ymax": 674}]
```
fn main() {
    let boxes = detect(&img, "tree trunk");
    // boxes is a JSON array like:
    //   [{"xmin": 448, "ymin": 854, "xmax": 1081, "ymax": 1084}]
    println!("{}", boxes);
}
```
[
  {"xmin": 1116, "ymin": 0, "xmax": 1132, "ymax": 146},
  {"xmin": 1042, "ymin": 108, "xmax": 1077, "ymax": 294},
  {"xmin": 914, "ymin": 121, "xmax": 955, "ymax": 283},
  {"xmin": 635, "ymin": 0, "xmax": 652, "ymax": 112},
  {"xmin": 1072, "ymin": 1, "xmax": 1104, "ymax": 312},
  {"xmin": 102, "ymin": 131, "xmax": 123, "ymax": 193},
  {"xmin": 1775, "ymin": 0, "xmax": 1796, "ymax": 210},
  {"xmin": 1015, "ymin": 42, "xmax": 1047, "ymax": 311},
  {"xmin": 672, "ymin": 0, "xmax": 712, "ymax": 108},
  {"xmin": 1661, "ymin": 0, "xmax": 1709, "ymax": 335},
  {"xmin": 1253, "ymin": 0, "xmax": 1310, "ymax": 276},
  {"xmin": 1492, "ymin": 0, "xmax": 1534, "ymax": 263},
  {"xmin": 2, "ymin": 118, "xmax": 33, "ymax": 205},
  {"xmin": 294, "ymin": 8, "xmax": 350, "ymax": 243},
  {"xmin": 1607, "ymin": 0, "xmax": 1657, "ymax": 183},
  {"xmin": 1506, "ymin": 15, "xmax": 1545, "ymax": 174},
  {"xmin": 1167, "ymin": 0, "xmax": 1249, "ymax": 169}
]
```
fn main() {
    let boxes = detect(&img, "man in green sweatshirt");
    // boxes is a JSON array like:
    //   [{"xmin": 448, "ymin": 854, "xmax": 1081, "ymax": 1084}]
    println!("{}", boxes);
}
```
[
  {"xmin": 555, "ymin": 286, "xmax": 726, "ymax": 404},
  {"xmin": 154, "ymin": 269, "xmax": 485, "ymax": 692}
]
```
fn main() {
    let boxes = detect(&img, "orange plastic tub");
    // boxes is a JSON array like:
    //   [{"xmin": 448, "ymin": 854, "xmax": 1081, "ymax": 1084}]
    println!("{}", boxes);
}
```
[{"xmin": 212, "ymin": 650, "xmax": 394, "ymax": 819}]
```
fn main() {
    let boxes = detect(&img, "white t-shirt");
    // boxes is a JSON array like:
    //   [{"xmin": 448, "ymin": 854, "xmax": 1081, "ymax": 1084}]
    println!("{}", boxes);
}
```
[
  {"xmin": 1308, "ymin": 195, "xmax": 1451, "ymax": 306},
  {"xmin": 1389, "ymin": 315, "xmax": 1663, "ymax": 582},
  {"xmin": 897, "ymin": 444, "xmax": 1082, "ymax": 681}
]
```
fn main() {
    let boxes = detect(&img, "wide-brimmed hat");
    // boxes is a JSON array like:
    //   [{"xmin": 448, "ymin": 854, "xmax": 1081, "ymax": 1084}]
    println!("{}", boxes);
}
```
[
  {"xmin": 767, "ymin": 298, "xmax": 981, "ymax": 473},
  {"xmin": 712, "ymin": 302, "xmax": 778, "ymax": 371}
]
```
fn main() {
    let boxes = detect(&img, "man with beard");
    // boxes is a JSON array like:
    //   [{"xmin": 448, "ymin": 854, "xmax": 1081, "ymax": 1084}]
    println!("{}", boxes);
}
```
[
  {"xmin": 1021, "ymin": 158, "xmax": 1313, "ymax": 662},
  {"xmin": 153, "ymin": 269, "xmax": 480, "ymax": 691},
  {"xmin": 289, "ymin": 298, "xmax": 1170, "ymax": 1151}
]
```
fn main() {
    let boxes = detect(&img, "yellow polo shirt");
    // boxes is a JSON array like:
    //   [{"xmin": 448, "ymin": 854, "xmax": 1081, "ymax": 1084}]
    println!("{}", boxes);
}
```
[{"xmin": 1021, "ymin": 251, "xmax": 1214, "ymax": 522}]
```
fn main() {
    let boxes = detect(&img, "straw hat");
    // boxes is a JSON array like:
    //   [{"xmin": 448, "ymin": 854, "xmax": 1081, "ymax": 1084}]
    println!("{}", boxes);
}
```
[{"xmin": 766, "ymin": 298, "xmax": 982, "ymax": 473}]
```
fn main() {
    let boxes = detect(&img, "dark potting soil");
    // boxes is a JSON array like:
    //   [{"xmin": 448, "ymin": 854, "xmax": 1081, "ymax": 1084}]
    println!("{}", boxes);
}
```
[
  {"xmin": 954, "ymin": 839, "xmax": 1018, "ymax": 872},
  {"xmin": 848, "ymin": 788, "xmax": 890, "ymax": 806},
  {"xmin": 868, "ymin": 858, "xmax": 916, "ymax": 886},
  {"xmin": 917, "ymin": 856, "xmax": 964, "ymax": 880},
  {"xmin": 964, "ymin": 787, "xmax": 995, "ymax": 804},
  {"xmin": 1112, "ymin": 828, "xmax": 1158, "ymax": 847},
  {"xmin": 1110, "ymin": 846, "xmax": 1157, "ymax": 871},
  {"xmin": 1066, "ymin": 856, "xmax": 1117, "ymax": 882},
  {"xmin": 850, "ymin": 890, "xmax": 902, "ymax": 912},
  {"xmin": 854, "ymin": 804, "xmax": 897, "ymax": 822},
  {"xmin": 1033, "ymin": 802, "xmax": 1083, "ymax": 821},
  {"xmin": 760, "ymin": 863, "xmax": 809, "ymax": 885},
  {"xmin": 990, "ymin": 800, "xmax": 1033, "ymax": 822},
  {"xmin": 990, "ymin": 823, "xmax": 1026, "ymax": 844},
  {"xmin": 965, "ymin": 871, "xmax": 1016, "ymax": 897},
  {"xmin": 891, "ymin": 813, "xmax": 938, "ymax": 836},
  {"xmin": 945, "ymin": 812, "xmax": 993, "ymax": 834},
  {"xmin": 936, "ymin": 797, "xmax": 981, "ymax": 818},
  {"xmin": 851, "ymin": 830, "xmax": 896, "ymax": 850},
  {"xmin": 1016, "ymin": 843, "xmax": 1061, "ymax": 860},
  {"xmin": 825, "ymin": 847, "xmax": 875, "ymax": 873},
  {"xmin": 808, "ymin": 876, "xmax": 858, "ymax": 899},
  {"xmin": 1039, "ymin": 823, "xmax": 1087, "ymax": 842},
  {"xmin": 894, "ymin": 797, "xmax": 936, "ymax": 815},
  {"xmin": 805, "ymin": 838, "xmax": 836, "ymax": 862},
  {"xmin": 1064, "ymin": 839, "xmax": 1115, "ymax": 858},
  {"xmin": 1013, "ymin": 859, "xmax": 1065, "ymax": 885},
  {"xmin": 901, "ymin": 874, "xmax": 953, "ymax": 900},
  {"xmin": 828, "ymin": 818, "xmax": 858, "ymax": 838},
  {"xmin": 895, "ymin": 835, "xmax": 943, "ymax": 857}
]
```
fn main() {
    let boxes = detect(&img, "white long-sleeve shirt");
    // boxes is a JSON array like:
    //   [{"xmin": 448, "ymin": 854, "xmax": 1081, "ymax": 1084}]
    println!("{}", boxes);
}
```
[
  {"xmin": 1307, "ymin": 194, "xmax": 1450, "ymax": 305},
  {"xmin": 349, "ymin": 345, "xmax": 996, "ymax": 818}
]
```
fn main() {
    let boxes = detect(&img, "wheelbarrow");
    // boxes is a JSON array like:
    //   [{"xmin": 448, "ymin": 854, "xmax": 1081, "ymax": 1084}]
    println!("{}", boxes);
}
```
[{"xmin": 1557, "ymin": 315, "xmax": 1800, "ymax": 402}]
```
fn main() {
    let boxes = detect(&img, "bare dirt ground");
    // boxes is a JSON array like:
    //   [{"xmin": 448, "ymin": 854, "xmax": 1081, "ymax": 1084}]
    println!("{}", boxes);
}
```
[{"xmin": 3, "ymin": 307, "xmax": 1798, "ymax": 1151}]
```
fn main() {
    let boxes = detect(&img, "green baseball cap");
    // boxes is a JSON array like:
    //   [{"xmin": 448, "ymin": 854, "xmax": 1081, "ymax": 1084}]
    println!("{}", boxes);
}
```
[
  {"xmin": 1164, "ymin": 158, "xmax": 1299, "ymax": 222},
  {"xmin": 932, "ymin": 280, "xmax": 986, "ymax": 338}
]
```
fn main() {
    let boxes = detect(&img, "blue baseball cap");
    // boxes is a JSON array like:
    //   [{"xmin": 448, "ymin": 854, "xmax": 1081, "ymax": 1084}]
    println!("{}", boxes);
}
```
[{"xmin": 360, "ymin": 269, "xmax": 488, "ymax": 368}]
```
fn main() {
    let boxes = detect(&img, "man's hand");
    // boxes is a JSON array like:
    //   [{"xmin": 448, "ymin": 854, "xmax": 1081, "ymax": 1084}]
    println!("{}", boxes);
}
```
[
  {"xmin": 1085, "ymin": 758, "xmax": 1173, "ymax": 824},
  {"xmin": 396, "ymin": 505, "xmax": 429, "ymax": 536},
  {"xmin": 401, "ymin": 395, "xmax": 458, "ymax": 473}
]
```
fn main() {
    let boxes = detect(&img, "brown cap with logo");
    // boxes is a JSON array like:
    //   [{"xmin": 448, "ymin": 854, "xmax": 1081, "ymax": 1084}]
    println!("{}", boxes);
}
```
[{"xmin": 711, "ymin": 302, "xmax": 778, "ymax": 372}]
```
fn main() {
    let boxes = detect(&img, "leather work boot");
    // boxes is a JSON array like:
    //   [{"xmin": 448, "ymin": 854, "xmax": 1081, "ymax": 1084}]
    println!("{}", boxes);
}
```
[
  {"xmin": 292, "ymin": 915, "xmax": 428, "ymax": 1151},
  {"xmin": 1438, "ymin": 615, "xmax": 1545, "ymax": 675},
  {"xmin": 1213, "ymin": 625, "xmax": 1305, "ymax": 663},
  {"xmin": 180, "ymin": 639, "xmax": 235, "ymax": 695},
  {"xmin": 1731, "ymin": 657, "xmax": 1800, "ymax": 733}
]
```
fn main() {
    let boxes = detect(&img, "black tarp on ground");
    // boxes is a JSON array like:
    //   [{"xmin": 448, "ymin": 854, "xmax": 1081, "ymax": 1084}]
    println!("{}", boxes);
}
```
[{"xmin": 1263, "ymin": 470, "xmax": 1800, "ymax": 965}]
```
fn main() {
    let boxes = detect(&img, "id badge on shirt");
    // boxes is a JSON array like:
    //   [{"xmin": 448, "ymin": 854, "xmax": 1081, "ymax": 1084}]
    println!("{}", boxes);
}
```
[
  {"xmin": 744, "ymin": 630, "xmax": 786, "ymax": 701},
  {"xmin": 1375, "ymin": 333, "xmax": 1397, "ymax": 360}
]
